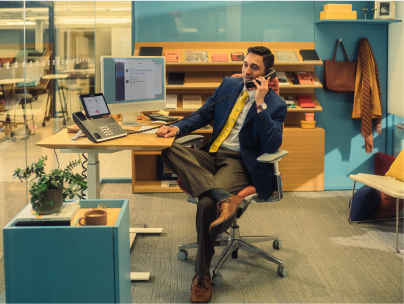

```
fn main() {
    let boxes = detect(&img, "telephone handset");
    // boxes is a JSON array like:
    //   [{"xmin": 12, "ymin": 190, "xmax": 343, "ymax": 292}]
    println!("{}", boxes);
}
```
[
  {"xmin": 245, "ymin": 69, "xmax": 276, "ymax": 90},
  {"xmin": 72, "ymin": 112, "xmax": 127, "ymax": 143}
]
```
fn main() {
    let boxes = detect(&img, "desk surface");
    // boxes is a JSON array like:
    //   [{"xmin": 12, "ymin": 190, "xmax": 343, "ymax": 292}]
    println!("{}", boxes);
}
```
[
  {"xmin": 42, "ymin": 74, "xmax": 69, "ymax": 79},
  {"xmin": 0, "ymin": 78, "xmax": 25, "ymax": 85},
  {"xmin": 36, "ymin": 126, "xmax": 175, "ymax": 151}
]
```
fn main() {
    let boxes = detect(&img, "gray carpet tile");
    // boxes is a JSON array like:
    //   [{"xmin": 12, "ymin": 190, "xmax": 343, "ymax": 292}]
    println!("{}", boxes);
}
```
[{"xmin": 1, "ymin": 185, "xmax": 402, "ymax": 303}]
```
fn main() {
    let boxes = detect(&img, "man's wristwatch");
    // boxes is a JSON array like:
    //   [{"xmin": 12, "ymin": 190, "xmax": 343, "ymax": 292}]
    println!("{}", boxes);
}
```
[{"xmin": 255, "ymin": 102, "xmax": 267, "ymax": 110}]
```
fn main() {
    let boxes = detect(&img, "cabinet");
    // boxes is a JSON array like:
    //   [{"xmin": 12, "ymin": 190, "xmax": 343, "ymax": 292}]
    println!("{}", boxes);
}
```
[
  {"xmin": 2, "ymin": 199, "xmax": 131, "ymax": 303},
  {"xmin": 131, "ymin": 42, "xmax": 325, "ymax": 192}
]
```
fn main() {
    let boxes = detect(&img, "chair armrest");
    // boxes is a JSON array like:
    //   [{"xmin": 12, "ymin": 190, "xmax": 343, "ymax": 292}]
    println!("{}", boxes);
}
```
[
  {"xmin": 257, "ymin": 150, "xmax": 289, "ymax": 163},
  {"xmin": 174, "ymin": 135, "xmax": 204, "ymax": 146}
]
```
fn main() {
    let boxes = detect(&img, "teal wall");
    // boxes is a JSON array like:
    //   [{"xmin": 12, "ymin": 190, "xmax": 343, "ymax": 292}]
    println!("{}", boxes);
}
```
[
  {"xmin": 134, "ymin": 1, "xmax": 315, "ymax": 42},
  {"xmin": 133, "ymin": 1, "xmax": 396, "ymax": 190}
]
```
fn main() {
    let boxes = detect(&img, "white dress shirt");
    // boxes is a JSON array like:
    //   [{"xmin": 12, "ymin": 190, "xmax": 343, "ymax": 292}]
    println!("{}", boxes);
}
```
[{"xmin": 221, "ymin": 87, "xmax": 256, "ymax": 152}]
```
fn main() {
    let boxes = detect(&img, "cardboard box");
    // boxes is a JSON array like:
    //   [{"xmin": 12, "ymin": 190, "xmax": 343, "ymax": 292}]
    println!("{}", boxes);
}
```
[
  {"xmin": 320, "ymin": 10, "xmax": 357, "ymax": 20},
  {"xmin": 324, "ymin": 4, "xmax": 352, "ymax": 11}
]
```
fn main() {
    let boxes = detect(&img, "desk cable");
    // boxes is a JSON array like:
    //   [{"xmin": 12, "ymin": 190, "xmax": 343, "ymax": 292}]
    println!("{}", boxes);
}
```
[
  {"xmin": 126, "ymin": 91, "xmax": 236, "ymax": 135},
  {"xmin": 53, "ymin": 127, "xmax": 88, "ymax": 199}
]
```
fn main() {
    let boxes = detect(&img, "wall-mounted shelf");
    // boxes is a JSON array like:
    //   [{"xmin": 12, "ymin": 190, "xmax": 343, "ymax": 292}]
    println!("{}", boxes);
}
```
[{"xmin": 315, "ymin": 19, "xmax": 402, "ymax": 25}]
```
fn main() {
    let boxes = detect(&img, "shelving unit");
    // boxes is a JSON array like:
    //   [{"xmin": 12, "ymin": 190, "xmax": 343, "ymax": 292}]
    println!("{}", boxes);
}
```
[
  {"xmin": 131, "ymin": 42, "xmax": 325, "ymax": 192},
  {"xmin": 315, "ymin": 19, "xmax": 402, "ymax": 24}
]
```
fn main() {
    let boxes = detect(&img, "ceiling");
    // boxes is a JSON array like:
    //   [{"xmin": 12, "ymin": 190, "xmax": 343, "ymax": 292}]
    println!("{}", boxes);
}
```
[{"xmin": 0, "ymin": 1, "xmax": 132, "ymax": 29}]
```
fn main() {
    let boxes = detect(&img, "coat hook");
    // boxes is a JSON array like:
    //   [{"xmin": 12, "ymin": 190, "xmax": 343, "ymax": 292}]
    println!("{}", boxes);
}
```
[{"xmin": 339, "ymin": 39, "xmax": 342, "ymax": 43}]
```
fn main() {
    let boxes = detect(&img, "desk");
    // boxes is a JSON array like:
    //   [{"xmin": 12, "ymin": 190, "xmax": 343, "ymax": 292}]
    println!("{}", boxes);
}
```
[
  {"xmin": 0, "ymin": 78, "xmax": 25, "ymax": 99},
  {"xmin": 42, "ymin": 74, "xmax": 69, "ymax": 125},
  {"xmin": 36, "ymin": 127, "xmax": 175, "ymax": 199},
  {"xmin": 36, "ymin": 130, "xmax": 170, "ymax": 281}
]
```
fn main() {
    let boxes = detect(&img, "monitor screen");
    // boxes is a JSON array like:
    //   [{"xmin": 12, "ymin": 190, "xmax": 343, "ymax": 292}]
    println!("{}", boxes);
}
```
[{"xmin": 101, "ymin": 56, "xmax": 166, "ymax": 125}]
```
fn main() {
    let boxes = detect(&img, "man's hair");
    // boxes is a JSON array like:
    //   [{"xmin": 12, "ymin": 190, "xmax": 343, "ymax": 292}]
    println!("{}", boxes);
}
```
[{"xmin": 246, "ymin": 46, "xmax": 274, "ymax": 71}]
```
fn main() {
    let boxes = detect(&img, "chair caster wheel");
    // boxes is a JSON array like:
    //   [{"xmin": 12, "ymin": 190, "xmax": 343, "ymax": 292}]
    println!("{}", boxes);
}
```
[
  {"xmin": 212, "ymin": 273, "xmax": 223, "ymax": 286},
  {"xmin": 273, "ymin": 240, "xmax": 282, "ymax": 250},
  {"xmin": 277, "ymin": 266, "xmax": 289, "ymax": 277},
  {"xmin": 231, "ymin": 250, "xmax": 238, "ymax": 259},
  {"xmin": 177, "ymin": 249, "xmax": 188, "ymax": 261}
]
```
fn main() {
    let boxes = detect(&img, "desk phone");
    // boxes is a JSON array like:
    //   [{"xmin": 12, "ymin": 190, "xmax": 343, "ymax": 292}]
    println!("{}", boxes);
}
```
[{"xmin": 72, "ymin": 93, "xmax": 127, "ymax": 143}]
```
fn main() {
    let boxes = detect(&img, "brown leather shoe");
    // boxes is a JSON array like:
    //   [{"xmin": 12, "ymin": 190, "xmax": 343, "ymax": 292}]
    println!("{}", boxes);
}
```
[
  {"xmin": 209, "ymin": 195, "xmax": 249, "ymax": 235},
  {"xmin": 191, "ymin": 274, "xmax": 212, "ymax": 303}
]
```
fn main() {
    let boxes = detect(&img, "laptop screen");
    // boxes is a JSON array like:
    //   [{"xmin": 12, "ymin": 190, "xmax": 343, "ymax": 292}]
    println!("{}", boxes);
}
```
[{"xmin": 79, "ymin": 93, "xmax": 111, "ymax": 119}]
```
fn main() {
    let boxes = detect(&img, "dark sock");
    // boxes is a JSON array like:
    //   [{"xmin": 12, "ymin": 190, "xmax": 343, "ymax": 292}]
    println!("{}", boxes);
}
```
[{"xmin": 208, "ymin": 188, "xmax": 232, "ymax": 202}]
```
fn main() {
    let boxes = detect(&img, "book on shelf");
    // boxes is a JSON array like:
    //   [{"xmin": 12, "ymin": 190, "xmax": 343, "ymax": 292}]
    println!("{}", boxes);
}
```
[
  {"xmin": 165, "ymin": 51, "xmax": 180, "ymax": 62},
  {"xmin": 183, "ymin": 95, "xmax": 202, "ymax": 109},
  {"xmin": 276, "ymin": 71, "xmax": 289, "ymax": 85},
  {"xmin": 161, "ymin": 180, "xmax": 178, "ymax": 188},
  {"xmin": 282, "ymin": 96, "xmax": 296, "ymax": 108},
  {"xmin": 231, "ymin": 52, "xmax": 244, "ymax": 61},
  {"xmin": 139, "ymin": 47, "xmax": 163, "ymax": 56},
  {"xmin": 212, "ymin": 54, "xmax": 229, "ymax": 62},
  {"xmin": 166, "ymin": 94, "xmax": 178, "ymax": 109},
  {"xmin": 168, "ymin": 72, "xmax": 185, "ymax": 85},
  {"xmin": 297, "ymin": 95, "xmax": 315, "ymax": 108},
  {"xmin": 299, "ymin": 49, "xmax": 320, "ymax": 61},
  {"xmin": 295, "ymin": 72, "xmax": 315, "ymax": 85},
  {"xmin": 289, "ymin": 72, "xmax": 300, "ymax": 85},
  {"xmin": 15, "ymin": 200, "xmax": 80, "ymax": 226},
  {"xmin": 274, "ymin": 50, "xmax": 299, "ymax": 62},
  {"xmin": 185, "ymin": 50, "xmax": 208, "ymax": 62}
]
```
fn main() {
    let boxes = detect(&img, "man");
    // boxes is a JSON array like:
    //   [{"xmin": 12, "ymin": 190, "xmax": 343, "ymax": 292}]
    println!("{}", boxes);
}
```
[{"xmin": 156, "ymin": 46, "xmax": 287, "ymax": 303}]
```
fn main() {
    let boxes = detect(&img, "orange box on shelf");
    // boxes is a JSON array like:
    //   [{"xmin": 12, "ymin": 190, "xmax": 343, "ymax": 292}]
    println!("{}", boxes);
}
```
[
  {"xmin": 324, "ymin": 4, "xmax": 352, "ymax": 11},
  {"xmin": 320, "ymin": 10, "xmax": 357, "ymax": 20}
]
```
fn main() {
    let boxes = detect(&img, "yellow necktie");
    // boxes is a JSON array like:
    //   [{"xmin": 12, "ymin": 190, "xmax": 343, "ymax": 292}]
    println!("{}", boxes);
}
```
[{"xmin": 209, "ymin": 90, "xmax": 249, "ymax": 153}]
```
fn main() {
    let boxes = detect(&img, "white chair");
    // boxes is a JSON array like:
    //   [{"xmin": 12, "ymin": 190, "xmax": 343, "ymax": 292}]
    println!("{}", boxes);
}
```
[{"xmin": 349, "ymin": 173, "xmax": 404, "ymax": 253}]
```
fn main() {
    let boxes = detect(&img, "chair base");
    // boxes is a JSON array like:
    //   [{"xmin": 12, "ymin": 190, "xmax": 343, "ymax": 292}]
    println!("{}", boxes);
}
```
[{"xmin": 177, "ymin": 218, "xmax": 288, "ymax": 282}]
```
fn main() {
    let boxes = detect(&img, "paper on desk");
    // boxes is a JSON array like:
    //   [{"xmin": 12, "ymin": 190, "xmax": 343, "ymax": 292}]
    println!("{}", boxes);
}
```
[{"xmin": 166, "ymin": 94, "xmax": 178, "ymax": 109}]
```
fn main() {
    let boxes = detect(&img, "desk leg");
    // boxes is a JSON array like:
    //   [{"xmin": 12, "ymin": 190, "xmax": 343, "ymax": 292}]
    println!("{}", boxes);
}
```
[
  {"xmin": 87, "ymin": 152, "xmax": 100, "ymax": 199},
  {"xmin": 56, "ymin": 80, "xmax": 67, "ymax": 125},
  {"xmin": 129, "ymin": 228, "xmax": 163, "ymax": 281}
]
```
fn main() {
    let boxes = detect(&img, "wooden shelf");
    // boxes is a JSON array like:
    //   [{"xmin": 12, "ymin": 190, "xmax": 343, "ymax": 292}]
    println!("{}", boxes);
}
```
[{"xmin": 315, "ymin": 19, "xmax": 402, "ymax": 24}]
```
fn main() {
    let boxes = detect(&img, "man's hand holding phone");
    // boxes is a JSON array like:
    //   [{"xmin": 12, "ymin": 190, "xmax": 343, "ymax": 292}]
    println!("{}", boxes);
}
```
[
  {"xmin": 254, "ymin": 76, "xmax": 271, "ymax": 106},
  {"xmin": 232, "ymin": 72, "xmax": 280, "ymax": 96}
]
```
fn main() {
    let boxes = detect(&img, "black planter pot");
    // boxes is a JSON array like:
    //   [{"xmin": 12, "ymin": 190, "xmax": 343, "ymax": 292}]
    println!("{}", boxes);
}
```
[{"xmin": 35, "ymin": 187, "xmax": 64, "ymax": 215}]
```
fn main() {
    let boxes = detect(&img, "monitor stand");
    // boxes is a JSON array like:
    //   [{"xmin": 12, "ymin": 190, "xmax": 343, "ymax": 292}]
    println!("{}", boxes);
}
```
[{"xmin": 121, "ymin": 112, "xmax": 146, "ymax": 127}]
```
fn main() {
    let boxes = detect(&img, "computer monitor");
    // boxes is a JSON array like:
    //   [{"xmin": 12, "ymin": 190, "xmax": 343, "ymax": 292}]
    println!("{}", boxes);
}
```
[{"xmin": 101, "ymin": 56, "xmax": 166, "ymax": 126}]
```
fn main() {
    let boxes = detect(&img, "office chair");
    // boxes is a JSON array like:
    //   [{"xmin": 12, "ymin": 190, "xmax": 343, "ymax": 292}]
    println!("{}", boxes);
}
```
[
  {"xmin": 13, "ymin": 93, "xmax": 36, "ymax": 135},
  {"xmin": 174, "ymin": 135, "xmax": 289, "ymax": 286},
  {"xmin": 349, "ymin": 173, "xmax": 404, "ymax": 253}
]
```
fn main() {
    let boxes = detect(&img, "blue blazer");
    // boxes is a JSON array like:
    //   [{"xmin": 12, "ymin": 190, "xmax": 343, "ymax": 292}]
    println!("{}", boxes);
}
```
[{"xmin": 174, "ymin": 77, "xmax": 287, "ymax": 200}]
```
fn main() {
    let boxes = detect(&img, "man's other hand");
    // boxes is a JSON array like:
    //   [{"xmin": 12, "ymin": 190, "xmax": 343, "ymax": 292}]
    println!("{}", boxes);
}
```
[
  {"xmin": 231, "ymin": 74, "xmax": 280, "ymax": 96},
  {"xmin": 155, "ymin": 125, "xmax": 179, "ymax": 138}
]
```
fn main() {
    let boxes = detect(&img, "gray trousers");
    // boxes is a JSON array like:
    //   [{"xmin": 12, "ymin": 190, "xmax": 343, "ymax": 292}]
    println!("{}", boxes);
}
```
[{"xmin": 161, "ymin": 143, "xmax": 252, "ymax": 275}]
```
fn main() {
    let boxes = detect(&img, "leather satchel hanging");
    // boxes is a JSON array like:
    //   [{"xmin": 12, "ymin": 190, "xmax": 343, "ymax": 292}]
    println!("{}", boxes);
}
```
[{"xmin": 323, "ymin": 40, "xmax": 356, "ymax": 93}]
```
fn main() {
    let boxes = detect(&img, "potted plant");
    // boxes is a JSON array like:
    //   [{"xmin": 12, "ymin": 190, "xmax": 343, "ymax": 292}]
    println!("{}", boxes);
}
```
[{"xmin": 13, "ymin": 156, "xmax": 87, "ymax": 214}]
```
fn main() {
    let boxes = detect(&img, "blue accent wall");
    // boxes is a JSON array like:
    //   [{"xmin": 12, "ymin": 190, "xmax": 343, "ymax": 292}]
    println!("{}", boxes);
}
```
[
  {"xmin": 134, "ymin": 1, "xmax": 315, "ymax": 42},
  {"xmin": 133, "ymin": 0, "xmax": 396, "ymax": 190}
]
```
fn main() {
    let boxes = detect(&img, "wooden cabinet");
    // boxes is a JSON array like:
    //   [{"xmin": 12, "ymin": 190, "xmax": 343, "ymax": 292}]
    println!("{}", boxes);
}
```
[{"xmin": 131, "ymin": 42, "xmax": 325, "ymax": 192}]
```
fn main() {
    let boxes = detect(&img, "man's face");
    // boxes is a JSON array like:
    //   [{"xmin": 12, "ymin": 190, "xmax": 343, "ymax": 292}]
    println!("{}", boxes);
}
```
[{"xmin": 242, "ymin": 52, "xmax": 266, "ymax": 84}]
